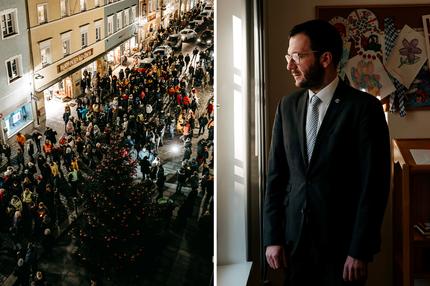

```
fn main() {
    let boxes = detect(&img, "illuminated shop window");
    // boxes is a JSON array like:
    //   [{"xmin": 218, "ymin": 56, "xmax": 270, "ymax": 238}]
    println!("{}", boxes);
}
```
[{"xmin": 4, "ymin": 103, "xmax": 33, "ymax": 138}]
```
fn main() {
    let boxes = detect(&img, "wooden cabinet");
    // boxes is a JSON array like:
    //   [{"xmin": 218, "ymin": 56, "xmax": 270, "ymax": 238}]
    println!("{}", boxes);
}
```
[{"xmin": 393, "ymin": 139, "xmax": 430, "ymax": 286}]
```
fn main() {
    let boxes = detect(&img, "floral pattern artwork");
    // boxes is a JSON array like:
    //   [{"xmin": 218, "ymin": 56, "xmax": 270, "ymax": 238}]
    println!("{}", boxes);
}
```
[
  {"xmin": 386, "ymin": 25, "xmax": 428, "ymax": 88},
  {"xmin": 345, "ymin": 55, "xmax": 395, "ymax": 98},
  {"xmin": 350, "ymin": 60, "xmax": 382, "ymax": 96},
  {"xmin": 398, "ymin": 38, "xmax": 422, "ymax": 67}
]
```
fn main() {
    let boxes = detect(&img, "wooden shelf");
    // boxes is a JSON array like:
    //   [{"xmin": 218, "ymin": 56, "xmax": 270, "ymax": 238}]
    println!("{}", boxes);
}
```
[
  {"xmin": 413, "ymin": 229, "xmax": 430, "ymax": 245},
  {"xmin": 393, "ymin": 138, "xmax": 430, "ymax": 286},
  {"xmin": 413, "ymin": 272, "xmax": 430, "ymax": 279}
]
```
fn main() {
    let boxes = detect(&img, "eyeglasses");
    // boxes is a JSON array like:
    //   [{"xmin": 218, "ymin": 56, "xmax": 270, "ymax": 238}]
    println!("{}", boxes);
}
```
[{"xmin": 285, "ymin": 51, "xmax": 320, "ymax": 65}]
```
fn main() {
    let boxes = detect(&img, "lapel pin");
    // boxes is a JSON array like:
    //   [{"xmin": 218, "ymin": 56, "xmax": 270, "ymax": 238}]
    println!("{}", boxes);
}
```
[{"xmin": 334, "ymin": 98, "xmax": 340, "ymax": 103}]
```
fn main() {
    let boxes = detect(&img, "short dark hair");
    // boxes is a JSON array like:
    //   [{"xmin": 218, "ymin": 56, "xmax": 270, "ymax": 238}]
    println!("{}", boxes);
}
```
[{"xmin": 290, "ymin": 19, "xmax": 343, "ymax": 67}]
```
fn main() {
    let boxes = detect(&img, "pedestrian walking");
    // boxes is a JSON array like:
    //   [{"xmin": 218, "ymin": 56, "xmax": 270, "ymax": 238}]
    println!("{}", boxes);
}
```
[
  {"xmin": 176, "ymin": 167, "xmax": 187, "ymax": 194},
  {"xmin": 16, "ymin": 132, "xmax": 26, "ymax": 152}
]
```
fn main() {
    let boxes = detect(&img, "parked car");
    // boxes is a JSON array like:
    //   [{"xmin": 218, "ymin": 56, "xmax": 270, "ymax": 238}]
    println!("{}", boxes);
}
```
[
  {"xmin": 135, "ymin": 57, "xmax": 154, "ymax": 73},
  {"xmin": 165, "ymin": 34, "xmax": 182, "ymax": 51},
  {"xmin": 152, "ymin": 45, "xmax": 173, "ymax": 57},
  {"xmin": 179, "ymin": 28, "xmax": 198, "ymax": 42},
  {"xmin": 200, "ymin": 11, "xmax": 213, "ymax": 18},
  {"xmin": 189, "ymin": 15, "xmax": 205, "ymax": 27},
  {"xmin": 197, "ymin": 30, "xmax": 213, "ymax": 46},
  {"xmin": 203, "ymin": 4, "xmax": 213, "ymax": 12}
]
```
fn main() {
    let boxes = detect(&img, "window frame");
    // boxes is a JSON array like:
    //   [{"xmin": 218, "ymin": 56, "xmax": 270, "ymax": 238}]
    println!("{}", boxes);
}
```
[
  {"xmin": 60, "ymin": 0, "xmax": 69, "ymax": 17},
  {"xmin": 80, "ymin": 0, "xmax": 86, "ymax": 11},
  {"xmin": 95, "ymin": 20, "xmax": 103, "ymax": 41},
  {"xmin": 39, "ymin": 39, "xmax": 52, "ymax": 67},
  {"xmin": 0, "ymin": 8, "xmax": 19, "ymax": 39},
  {"xmin": 124, "ymin": 9, "xmax": 129, "ymax": 26},
  {"xmin": 5, "ymin": 55, "xmax": 22, "ymax": 83},
  {"xmin": 131, "ymin": 5, "xmax": 136, "ymax": 22},
  {"xmin": 148, "ymin": 0, "xmax": 152, "ymax": 12},
  {"xmin": 37, "ymin": 3, "xmax": 48, "ymax": 24},
  {"xmin": 107, "ymin": 15, "xmax": 114, "ymax": 35},
  {"xmin": 116, "ymin": 11, "xmax": 123, "ymax": 30},
  {"xmin": 61, "ymin": 31, "xmax": 71, "ymax": 57},
  {"xmin": 80, "ymin": 25, "xmax": 89, "ymax": 48}
]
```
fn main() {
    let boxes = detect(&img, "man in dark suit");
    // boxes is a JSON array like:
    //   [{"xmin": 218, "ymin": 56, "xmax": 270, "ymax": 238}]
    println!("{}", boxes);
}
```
[{"xmin": 264, "ymin": 19, "xmax": 390, "ymax": 286}]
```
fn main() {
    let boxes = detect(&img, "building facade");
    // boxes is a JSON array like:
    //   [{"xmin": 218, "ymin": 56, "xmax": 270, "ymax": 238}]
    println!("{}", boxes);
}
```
[
  {"xmin": 137, "ymin": 0, "xmax": 197, "ymax": 49},
  {"xmin": 27, "ymin": 0, "xmax": 138, "ymax": 127},
  {"xmin": 0, "ymin": 0, "xmax": 34, "ymax": 143}
]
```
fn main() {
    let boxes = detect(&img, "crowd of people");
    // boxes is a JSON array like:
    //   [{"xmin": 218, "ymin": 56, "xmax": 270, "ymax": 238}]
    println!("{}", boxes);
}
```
[{"xmin": 0, "ymin": 8, "xmax": 214, "ymax": 283}]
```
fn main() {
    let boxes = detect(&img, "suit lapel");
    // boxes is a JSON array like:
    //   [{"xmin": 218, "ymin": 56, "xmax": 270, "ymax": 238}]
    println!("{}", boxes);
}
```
[{"xmin": 297, "ymin": 90, "xmax": 309, "ymax": 169}]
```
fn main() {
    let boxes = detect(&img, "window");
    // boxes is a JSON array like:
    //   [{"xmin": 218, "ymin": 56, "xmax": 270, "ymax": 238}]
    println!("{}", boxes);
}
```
[
  {"xmin": 60, "ymin": 0, "xmax": 68, "ymax": 17},
  {"xmin": 61, "ymin": 31, "xmax": 71, "ymax": 56},
  {"xmin": 124, "ymin": 9, "xmax": 129, "ymax": 26},
  {"xmin": 140, "ymin": 3, "xmax": 146, "ymax": 17},
  {"xmin": 39, "ymin": 39, "xmax": 52, "ymax": 67},
  {"xmin": 81, "ymin": 32, "xmax": 88, "ymax": 47},
  {"xmin": 131, "ymin": 5, "xmax": 136, "ymax": 22},
  {"xmin": 116, "ymin": 11, "xmax": 122, "ymax": 30},
  {"xmin": 80, "ymin": 25, "xmax": 89, "ymax": 48},
  {"xmin": 80, "ymin": 0, "xmax": 86, "ymax": 11},
  {"xmin": 1, "ymin": 9, "xmax": 18, "ymax": 39},
  {"xmin": 5, "ymin": 55, "xmax": 22, "ymax": 83},
  {"xmin": 95, "ymin": 20, "xmax": 102, "ymax": 41},
  {"xmin": 107, "ymin": 15, "xmax": 113, "ymax": 35},
  {"xmin": 63, "ymin": 38, "xmax": 70, "ymax": 56},
  {"xmin": 37, "ymin": 4, "xmax": 48, "ymax": 24}
]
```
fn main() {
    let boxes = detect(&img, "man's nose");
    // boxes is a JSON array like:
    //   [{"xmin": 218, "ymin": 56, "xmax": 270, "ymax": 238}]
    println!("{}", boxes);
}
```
[{"xmin": 286, "ymin": 59, "xmax": 296, "ymax": 71}]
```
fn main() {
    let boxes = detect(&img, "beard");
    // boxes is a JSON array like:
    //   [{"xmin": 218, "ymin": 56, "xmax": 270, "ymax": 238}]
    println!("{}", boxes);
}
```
[{"xmin": 297, "ymin": 61, "xmax": 325, "ymax": 90}]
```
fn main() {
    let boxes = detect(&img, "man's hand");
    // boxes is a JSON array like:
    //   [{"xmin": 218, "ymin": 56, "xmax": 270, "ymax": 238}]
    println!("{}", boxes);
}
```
[
  {"xmin": 343, "ymin": 256, "xmax": 368, "ymax": 282},
  {"xmin": 265, "ymin": 245, "xmax": 287, "ymax": 270}
]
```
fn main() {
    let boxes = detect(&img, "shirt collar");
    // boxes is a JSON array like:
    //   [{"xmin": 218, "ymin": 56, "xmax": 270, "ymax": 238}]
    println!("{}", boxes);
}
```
[{"xmin": 308, "ymin": 77, "xmax": 339, "ymax": 104}]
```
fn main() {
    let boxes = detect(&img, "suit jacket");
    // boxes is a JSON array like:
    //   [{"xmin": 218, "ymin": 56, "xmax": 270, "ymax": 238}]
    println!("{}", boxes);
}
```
[{"xmin": 263, "ymin": 79, "xmax": 390, "ymax": 262}]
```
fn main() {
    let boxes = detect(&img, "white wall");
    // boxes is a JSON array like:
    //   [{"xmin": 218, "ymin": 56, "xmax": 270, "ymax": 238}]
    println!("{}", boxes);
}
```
[
  {"xmin": 216, "ymin": 0, "xmax": 249, "ymax": 266},
  {"xmin": 264, "ymin": 0, "xmax": 430, "ymax": 285}
]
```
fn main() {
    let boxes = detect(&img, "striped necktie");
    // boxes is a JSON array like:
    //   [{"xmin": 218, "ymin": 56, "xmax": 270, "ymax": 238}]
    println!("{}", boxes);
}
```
[{"xmin": 306, "ymin": 95, "xmax": 321, "ymax": 162}]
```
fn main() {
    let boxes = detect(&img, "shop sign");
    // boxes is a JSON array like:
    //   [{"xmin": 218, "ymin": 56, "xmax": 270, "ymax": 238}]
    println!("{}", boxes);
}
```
[
  {"xmin": 148, "ymin": 13, "xmax": 156, "ymax": 21},
  {"xmin": 57, "ymin": 49, "xmax": 93, "ymax": 73}
]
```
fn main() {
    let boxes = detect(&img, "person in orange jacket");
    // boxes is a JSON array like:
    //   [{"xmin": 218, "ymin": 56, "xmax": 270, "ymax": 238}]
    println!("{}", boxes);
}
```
[{"xmin": 16, "ymin": 132, "xmax": 26, "ymax": 151}]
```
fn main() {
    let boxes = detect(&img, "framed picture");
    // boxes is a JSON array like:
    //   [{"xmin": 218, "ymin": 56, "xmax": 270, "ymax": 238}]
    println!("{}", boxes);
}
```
[{"xmin": 316, "ymin": 4, "xmax": 430, "ymax": 111}]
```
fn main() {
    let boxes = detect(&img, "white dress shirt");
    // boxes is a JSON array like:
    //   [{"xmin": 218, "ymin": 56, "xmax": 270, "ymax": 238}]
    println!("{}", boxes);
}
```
[{"xmin": 307, "ymin": 77, "xmax": 339, "ymax": 132}]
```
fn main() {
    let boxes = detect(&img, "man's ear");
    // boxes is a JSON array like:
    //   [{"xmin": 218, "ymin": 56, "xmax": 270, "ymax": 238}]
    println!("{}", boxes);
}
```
[{"xmin": 320, "ymin": 52, "xmax": 333, "ymax": 68}]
